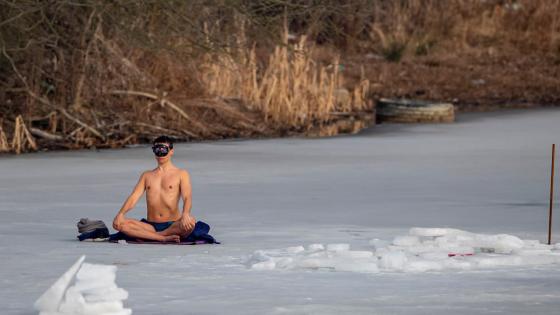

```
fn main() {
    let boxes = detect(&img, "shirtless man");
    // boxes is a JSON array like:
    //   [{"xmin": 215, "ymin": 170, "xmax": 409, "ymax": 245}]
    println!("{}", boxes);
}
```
[{"xmin": 112, "ymin": 136, "xmax": 196, "ymax": 242}]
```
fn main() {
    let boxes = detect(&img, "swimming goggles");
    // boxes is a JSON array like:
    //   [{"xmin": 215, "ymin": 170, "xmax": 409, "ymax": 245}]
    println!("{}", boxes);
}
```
[{"xmin": 152, "ymin": 144, "xmax": 171, "ymax": 157}]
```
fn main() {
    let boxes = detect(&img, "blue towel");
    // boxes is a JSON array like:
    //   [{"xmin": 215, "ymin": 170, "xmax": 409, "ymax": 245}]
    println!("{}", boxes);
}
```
[{"xmin": 108, "ymin": 221, "xmax": 219, "ymax": 244}]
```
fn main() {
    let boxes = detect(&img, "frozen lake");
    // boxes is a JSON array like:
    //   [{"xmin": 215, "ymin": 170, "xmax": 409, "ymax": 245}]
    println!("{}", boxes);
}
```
[{"xmin": 2, "ymin": 109, "xmax": 560, "ymax": 314}]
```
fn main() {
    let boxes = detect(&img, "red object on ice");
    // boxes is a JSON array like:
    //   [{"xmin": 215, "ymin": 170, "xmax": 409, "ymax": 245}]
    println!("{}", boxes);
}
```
[{"xmin": 448, "ymin": 253, "xmax": 474, "ymax": 257}]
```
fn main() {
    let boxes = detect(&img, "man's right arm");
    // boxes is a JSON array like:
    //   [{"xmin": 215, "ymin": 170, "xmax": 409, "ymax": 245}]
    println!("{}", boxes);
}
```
[{"xmin": 113, "ymin": 172, "xmax": 146, "ymax": 230}]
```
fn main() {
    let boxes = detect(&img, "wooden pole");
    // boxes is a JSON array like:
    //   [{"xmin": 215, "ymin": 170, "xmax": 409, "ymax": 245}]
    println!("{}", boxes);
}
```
[{"xmin": 549, "ymin": 144, "xmax": 555, "ymax": 245}]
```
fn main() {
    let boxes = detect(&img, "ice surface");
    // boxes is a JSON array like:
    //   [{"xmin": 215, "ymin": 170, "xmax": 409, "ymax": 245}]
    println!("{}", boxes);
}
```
[
  {"xmin": 4, "ymin": 109, "xmax": 560, "ymax": 314},
  {"xmin": 76, "ymin": 263, "xmax": 117, "ymax": 280}
]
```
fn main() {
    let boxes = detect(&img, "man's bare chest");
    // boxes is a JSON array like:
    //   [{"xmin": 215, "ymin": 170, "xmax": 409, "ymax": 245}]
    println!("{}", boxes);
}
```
[{"xmin": 145, "ymin": 173, "xmax": 181, "ymax": 195}]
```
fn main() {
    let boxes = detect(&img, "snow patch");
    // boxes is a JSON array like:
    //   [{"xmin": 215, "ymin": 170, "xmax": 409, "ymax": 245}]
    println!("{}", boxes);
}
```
[{"xmin": 246, "ymin": 228, "xmax": 560, "ymax": 274}]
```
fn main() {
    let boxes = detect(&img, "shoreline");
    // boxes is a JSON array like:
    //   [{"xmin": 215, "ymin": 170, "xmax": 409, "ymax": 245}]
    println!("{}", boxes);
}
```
[{"xmin": 2, "ymin": 106, "xmax": 558, "ymax": 158}]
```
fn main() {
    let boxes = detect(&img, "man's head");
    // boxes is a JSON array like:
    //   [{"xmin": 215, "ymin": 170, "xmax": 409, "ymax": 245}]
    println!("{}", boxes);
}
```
[{"xmin": 152, "ymin": 135, "xmax": 174, "ymax": 163}]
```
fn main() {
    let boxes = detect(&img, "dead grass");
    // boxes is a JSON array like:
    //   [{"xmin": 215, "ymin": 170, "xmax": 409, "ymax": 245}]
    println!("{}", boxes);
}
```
[
  {"xmin": 201, "ymin": 27, "xmax": 370, "ymax": 129},
  {"xmin": 8, "ymin": 116, "xmax": 37, "ymax": 154},
  {"xmin": 0, "ymin": 125, "xmax": 9, "ymax": 153},
  {"xmin": 365, "ymin": 0, "xmax": 560, "ymax": 59}
]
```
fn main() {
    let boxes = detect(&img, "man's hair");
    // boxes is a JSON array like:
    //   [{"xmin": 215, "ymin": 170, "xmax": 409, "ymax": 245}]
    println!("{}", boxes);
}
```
[{"xmin": 153, "ymin": 135, "xmax": 174, "ymax": 149}]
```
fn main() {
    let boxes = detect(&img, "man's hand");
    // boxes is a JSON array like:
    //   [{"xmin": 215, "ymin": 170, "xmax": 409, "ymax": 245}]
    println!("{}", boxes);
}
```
[
  {"xmin": 179, "ymin": 215, "xmax": 196, "ymax": 233},
  {"xmin": 113, "ymin": 213, "xmax": 125, "ymax": 231}
]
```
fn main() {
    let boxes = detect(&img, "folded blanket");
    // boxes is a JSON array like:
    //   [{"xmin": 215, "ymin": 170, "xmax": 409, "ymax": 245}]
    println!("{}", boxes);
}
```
[
  {"xmin": 108, "ymin": 221, "xmax": 219, "ymax": 244},
  {"xmin": 78, "ymin": 228, "xmax": 110, "ymax": 241}
]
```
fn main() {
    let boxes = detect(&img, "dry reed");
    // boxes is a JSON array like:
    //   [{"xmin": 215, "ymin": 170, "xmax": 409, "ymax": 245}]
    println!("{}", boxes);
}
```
[
  {"xmin": 201, "ymin": 28, "xmax": 370, "ymax": 128},
  {"xmin": 0, "ymin": 125, "xmax": 9, "ymax": 152},
  {"xmin": 11, "ymin": 115, "xmax": 37, "ymax": 154}
]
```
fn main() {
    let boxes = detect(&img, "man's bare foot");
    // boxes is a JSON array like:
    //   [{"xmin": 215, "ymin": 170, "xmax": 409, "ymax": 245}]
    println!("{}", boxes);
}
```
[{"xmin": 162, "ymin": 235, "xmax": 181, "ymax": 242}]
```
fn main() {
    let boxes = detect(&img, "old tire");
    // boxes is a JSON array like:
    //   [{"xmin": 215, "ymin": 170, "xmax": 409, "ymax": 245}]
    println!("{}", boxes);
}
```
[{"xmin": 376, "ymin": 98, "xmax": 455, "ymax": 123}]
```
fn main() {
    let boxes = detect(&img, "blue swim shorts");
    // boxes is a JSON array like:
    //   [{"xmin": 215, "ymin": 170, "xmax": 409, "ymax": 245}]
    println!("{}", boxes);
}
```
[{"xmin": 141, "ymin": 218, "xmax": 174, "ymax": 232}]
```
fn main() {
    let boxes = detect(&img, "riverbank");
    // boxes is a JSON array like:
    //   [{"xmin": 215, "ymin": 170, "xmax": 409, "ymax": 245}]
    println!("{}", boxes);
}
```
[{"xmin": 2, "ymin": 1, "xmax": 559, "ymax": 154}]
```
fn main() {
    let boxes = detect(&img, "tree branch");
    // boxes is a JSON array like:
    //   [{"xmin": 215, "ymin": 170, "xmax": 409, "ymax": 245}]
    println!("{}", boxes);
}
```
[
  {"xmin": 109, "ymin": 90, "xmax": 210, "ymax": 134},
  {"xmin": 30, "ymin": 128, "xmax": 65, "ymax": 141}
]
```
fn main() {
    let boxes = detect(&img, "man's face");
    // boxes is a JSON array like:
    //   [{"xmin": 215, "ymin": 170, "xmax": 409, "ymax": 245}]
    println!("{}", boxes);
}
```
[{"xmin": 152, "ymin": 142, "xmax": 173, "ymax": 162}]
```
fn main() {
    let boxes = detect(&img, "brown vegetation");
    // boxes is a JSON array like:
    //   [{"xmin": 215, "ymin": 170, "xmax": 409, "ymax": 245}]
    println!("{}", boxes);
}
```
[
  {"xmin": 1, "ymin": 0, "xmax": 559, "ymax": 154},
  {"xmin": 201, "ymin": 30, "xmax": 370, "ymax": 129},
  {"xmin": 353, "ymin": 0, "xmax": 560, "ymax": 111}
]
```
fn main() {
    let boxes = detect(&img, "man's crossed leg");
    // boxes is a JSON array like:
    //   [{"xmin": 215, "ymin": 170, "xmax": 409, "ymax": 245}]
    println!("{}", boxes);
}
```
[{"xmin": 117, "ymin": 219, "xmax": 182, "ymax": 242}]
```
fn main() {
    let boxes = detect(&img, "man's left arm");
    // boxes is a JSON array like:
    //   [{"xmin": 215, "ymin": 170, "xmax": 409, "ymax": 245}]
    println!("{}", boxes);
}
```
[{"xmin": 179, "ymin": 170, "xmax": 196, "ymax": 231}]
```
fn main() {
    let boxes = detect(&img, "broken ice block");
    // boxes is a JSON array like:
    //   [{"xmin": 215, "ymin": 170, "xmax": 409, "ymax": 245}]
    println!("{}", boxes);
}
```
[
  {"xmin": 307, "ymin": 244, "xmax": 324, "ymax": 251},
  {"xmin": 34, "ymin": 255, "xmax": 85, "ymax": 312},
  {"xmin": 326, "ymin": 243, "xmax": 350, "ymax": 251},
  {"xmin": 83, "ymin": 288, "xmax": 129, "ymax": 303},
  {"xmin": 73, "ymin": 277, "xmax": 118, "ymax": 292},
  {"xmin": 34, "ymin": 256, "xmax": 132, "ymax": 315}
]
